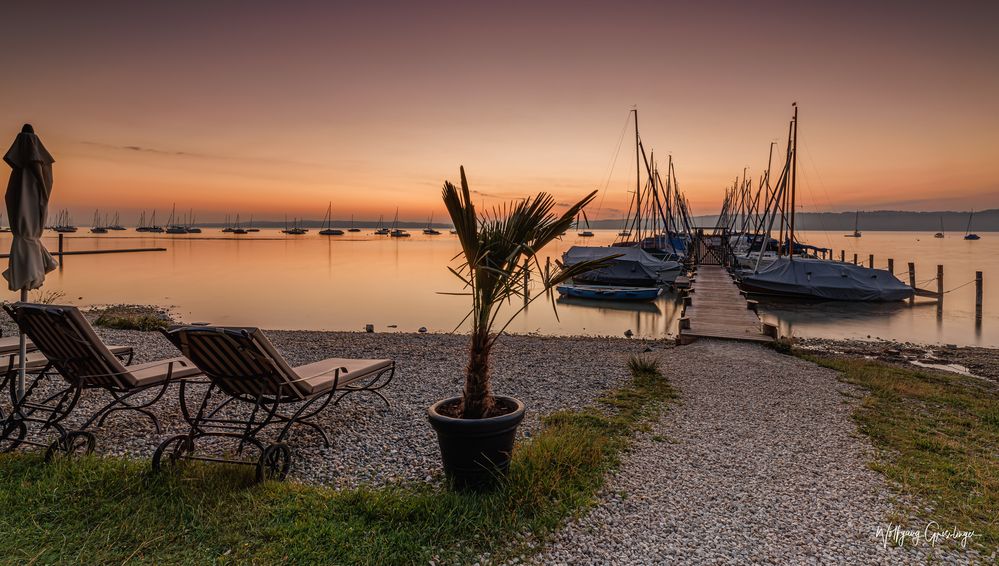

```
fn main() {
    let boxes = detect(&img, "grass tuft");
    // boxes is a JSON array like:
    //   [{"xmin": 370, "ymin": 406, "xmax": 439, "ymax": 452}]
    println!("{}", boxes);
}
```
[
  {"xmin": 93, "ymin": 305, "xmax": 171, "ymax": 331},
  {"xmin": 626, "ymin": 354, "xmax": 661, "ymax": 376},
  {"xmin": 802, "ymin": 354, "xmax": 998, "ymax": 555},
  {"xmin": 0, "ymin": 356, "xmax": 676, "ymax": 564}
]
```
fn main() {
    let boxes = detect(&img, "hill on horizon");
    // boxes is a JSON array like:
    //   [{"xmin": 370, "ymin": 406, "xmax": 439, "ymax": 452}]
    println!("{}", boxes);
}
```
[{"xmin": 586, "ymin": 209, "xmax": 999, "ymax": 232}]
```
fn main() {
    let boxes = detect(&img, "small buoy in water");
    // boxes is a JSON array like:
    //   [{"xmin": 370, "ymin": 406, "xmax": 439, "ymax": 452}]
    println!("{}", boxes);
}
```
[
  {"xmin": 418, "ymin": 326, "xmax": 428, "ymax": 333},
  {"xmin": 365, "ymin": 324, "xmax": 374, "ymax": 333},
  {"xmin": 624, "ymin": 329, "xmax": 634, "ymax": 338}
]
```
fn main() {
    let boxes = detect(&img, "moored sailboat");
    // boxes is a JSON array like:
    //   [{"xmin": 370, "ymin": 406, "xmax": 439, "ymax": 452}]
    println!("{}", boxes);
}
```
[
  {"xmin": 423, "ymin": 213, "xmax": 441, "ymax": 235},
  {"xmin": 738, "ymin": 104, "xmax": 913, "ymax": 302},
  {"xmin": 389, "ymin": 208, "xmax": 410, "ymax": 237},
  {"xmin": 844, "ymin": 210, "xmax": 861, "ymax": 237},
  {"xmin": 964, "ymin": 210, "xmax": 980, "ymax": 240},
  {"xmin": 319, "ymin": 202, "xmax": 344, "ymax": 236}
]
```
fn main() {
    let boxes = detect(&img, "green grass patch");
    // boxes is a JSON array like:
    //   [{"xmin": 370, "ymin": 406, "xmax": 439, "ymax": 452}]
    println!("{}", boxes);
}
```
[
  {"xmin": 801, "ymin": 354, "xmax": 999, "ymax": 554},
  {"xmin": 0, "ymin": 355, "xmax": 675, "ymax": 565},
  {"xmin": 93, "ymin": 305, "xmax": 171, "ymax": 331}
]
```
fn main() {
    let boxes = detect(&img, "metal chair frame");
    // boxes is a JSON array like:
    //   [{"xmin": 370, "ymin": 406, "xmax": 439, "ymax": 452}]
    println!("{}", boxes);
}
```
[
  {"xmin": 0, "ymin": 304, "xmax": 177, "ymax": 459},
  {"xmin": 154, "ymin": 327, "xmax": 394, "ymax": 482}
]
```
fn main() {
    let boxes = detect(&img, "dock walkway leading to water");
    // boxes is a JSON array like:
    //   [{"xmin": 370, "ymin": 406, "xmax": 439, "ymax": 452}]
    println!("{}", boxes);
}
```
[{"xmin": 678, "ymin": 265, "xmax": 773, "ymax": 345}]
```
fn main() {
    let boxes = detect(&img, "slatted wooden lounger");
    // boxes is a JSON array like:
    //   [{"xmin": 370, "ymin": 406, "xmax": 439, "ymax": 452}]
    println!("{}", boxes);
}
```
[
  {"xmin": 0, "ymin": 303, "xmax": 200, "ymax": 459},
  {"xmin": 156, "ymin": 325, "xmax": 395, "ymax": 481}
]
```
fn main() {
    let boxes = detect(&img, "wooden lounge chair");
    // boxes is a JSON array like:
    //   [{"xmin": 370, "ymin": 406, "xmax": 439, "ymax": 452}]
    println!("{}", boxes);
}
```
[
  {"xmin": 0, "ymin": 303, "xmax": 200, "ymax": 459},
  {"xmin": 156, "ymin": 325, "xmax": 395, "ymax": 481},
  {"xmin": 0, "ymin": 334, "xmax": 35, "ymax": 355}
]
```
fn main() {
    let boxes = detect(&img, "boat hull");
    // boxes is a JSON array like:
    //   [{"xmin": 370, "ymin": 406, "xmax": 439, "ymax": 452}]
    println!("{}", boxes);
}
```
[
  {"xmin": 739, "ymin": 258, "xmax": 913, "ymax": 302},
  {"xmin": 557, "ymin": 284, "xmax": 663, "ymax": 302}
]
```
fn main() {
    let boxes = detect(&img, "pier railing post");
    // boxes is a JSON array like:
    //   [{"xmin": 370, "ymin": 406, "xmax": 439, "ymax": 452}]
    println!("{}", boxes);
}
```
[
  {"xmin": 868, "ymin": 254, "xmax": 874, "ymax": 269},
  {"xmin": 887, "ymin": 258, "xmax": 894, "ymax": 274},
  {"xmin": 976, "ymin": 271, "xmax": 983, "ymax": 320},
  {"xmin": 58, "ymin": 233, "xmax": 64, "ymax": 266},
  {"xmin": 840, "ymin": 250, "xmax": 845, "ymax": 262},
  {"xmin": 853, "ymin": 253, "xmax": 858, "ymax": 265},
  {"xmin": 908, "ymin": 262, "xmax": 916, "ymax": 306}
]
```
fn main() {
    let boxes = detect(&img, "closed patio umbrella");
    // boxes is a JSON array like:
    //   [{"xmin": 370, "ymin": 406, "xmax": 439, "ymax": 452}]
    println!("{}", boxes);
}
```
[{"xmin": 3, "ymin": 124, "xmax": 58, "ymax": 398}]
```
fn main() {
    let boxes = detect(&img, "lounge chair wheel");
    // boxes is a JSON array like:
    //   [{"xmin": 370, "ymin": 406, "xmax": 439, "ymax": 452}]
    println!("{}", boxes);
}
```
[
  {"xmin": 152, "ymin": 434, "xmax": 194, "ymax": 473},
  {"xmin": 44, "ymin": 430, "xmax": 96, "ymax": 462},
  {"xmin": 256, "ymin": 443, "xmax": 292, "ymax": 482},
  {"xmin": 0, "ymin": 419, "xmax": 27, "ymax": 452}
]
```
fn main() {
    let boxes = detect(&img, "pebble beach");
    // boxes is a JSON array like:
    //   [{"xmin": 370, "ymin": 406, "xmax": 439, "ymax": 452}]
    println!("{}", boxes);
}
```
[{"xmin": 0, "ymin": 315, "xmax": 990, "ymax": 563}]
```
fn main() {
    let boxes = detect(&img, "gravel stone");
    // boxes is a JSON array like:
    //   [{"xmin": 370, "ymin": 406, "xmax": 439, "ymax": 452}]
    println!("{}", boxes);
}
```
[
  {"xmin": 530, "ymin": 340, "xmax": 984, "ymax": 565},
  {"xmin": 0, "ymin": 317, "xmax": 645, "ymax": 488}
]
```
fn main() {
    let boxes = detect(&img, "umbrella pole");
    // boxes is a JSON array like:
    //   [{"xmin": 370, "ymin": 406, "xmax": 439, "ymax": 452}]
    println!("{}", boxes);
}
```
[{"xmin": 16, "ymin": 288, "xmax": 26, "ymax": 400}]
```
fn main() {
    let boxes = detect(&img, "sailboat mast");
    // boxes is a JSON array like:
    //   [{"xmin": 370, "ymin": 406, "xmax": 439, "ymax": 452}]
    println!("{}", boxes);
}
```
[
  {"xmin": 634, "ymin": 109, "xmax": 641, "ymax": 242},
  {"xmin": 788, "ymin": 103, "xmax": 798, "ymax": 258}
]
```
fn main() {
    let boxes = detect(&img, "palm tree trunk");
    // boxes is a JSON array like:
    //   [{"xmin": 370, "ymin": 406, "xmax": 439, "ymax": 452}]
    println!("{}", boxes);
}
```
[{"xmin": 461, "ymin": 330, "xmax": 495, "ymax": 419}]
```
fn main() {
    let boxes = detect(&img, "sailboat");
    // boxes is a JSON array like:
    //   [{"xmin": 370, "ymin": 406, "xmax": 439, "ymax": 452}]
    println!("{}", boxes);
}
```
[
  {"xmin": 577, "ymin": 211, "xmax": 594, "ymax": 237},
  {"xmin": 964, "ymin": 210, "xmax": 981, "ymax": 240},
  {"xmin": 184, "ymin": 209, "xmax": 202, "ymax": 233},
  {"xmin": 390, "ymin": 208, "xmax": 410, "ymax": 237},
  {"xmin": 844, "ymin": 210, "xmax": 861, "ymax": 237},
  {"xmin": 90, "ymin": 210, "xmax": 108, "ymax": 233},
  {"xmin": 166, "ymin": 204, "xmax": 187, "ymax": 234},
  {"xmin": 348, "ymin": 214, "xmax": 361, "ymax": 232},
  {"xmin": 739, "ymin": 105, "xmax": 913, "ymax": 302},
  {"xmin": 934, "ymin": 216, "xmax": 944, "ymax": 238},
  {"xmin": 53, "ymin": 210, "xmax": 78, "ymax": 233},
  {"xmin": 108, "ymin": 212, "xmax": 126, "ymax": 230},
  {"xmin": 147, "ymin": 210, "xmax": 163, "ymax": 232},
  {"xmin": 245, "ymin": 214, "xmax": 259, "ymax": 232},
  {"xmin": 319, "ymin": 202, "xmax": 344, "ymax": 236},
  {"xmin": 231, "ymin": 213, "xmax": 248, "ymax": 234},
  {"xmin": 374, "ymin": 214, "xmax": 390, "ymax": 235},
  {"xmin": 423, "ymin": 213, "xmax": 441, "ymax": 235},
  {"xmin": 281, "ymin": 215, "xmax": 308, "ymax": 235}
]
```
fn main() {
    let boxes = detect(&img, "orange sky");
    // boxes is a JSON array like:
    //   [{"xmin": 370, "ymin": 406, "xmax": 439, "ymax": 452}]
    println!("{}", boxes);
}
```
[{"xmin": 2, "ymin": 1, "xmax": 997, "ymax": 224}]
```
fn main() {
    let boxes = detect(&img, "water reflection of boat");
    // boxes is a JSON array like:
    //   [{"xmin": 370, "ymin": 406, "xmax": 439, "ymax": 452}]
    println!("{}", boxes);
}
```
[{"xmin": 556, "ymin": 295, "xmax": 662, "ymax": 314}]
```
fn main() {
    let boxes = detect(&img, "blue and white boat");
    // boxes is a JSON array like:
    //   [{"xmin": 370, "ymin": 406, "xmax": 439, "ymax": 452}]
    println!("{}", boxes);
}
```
[{"xmin": 556, "ymin": 284, "xmax": 663, "ymax": 302}]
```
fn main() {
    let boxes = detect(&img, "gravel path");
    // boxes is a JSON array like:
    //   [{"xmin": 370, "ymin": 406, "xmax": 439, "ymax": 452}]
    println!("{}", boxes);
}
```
[
  {"xmin": 533, "ymin": 339, "xmax": 983, "ymax": 565},
  {"xmin": 0, "ymin": 318, "xmax": 650, "ymax": 488}
]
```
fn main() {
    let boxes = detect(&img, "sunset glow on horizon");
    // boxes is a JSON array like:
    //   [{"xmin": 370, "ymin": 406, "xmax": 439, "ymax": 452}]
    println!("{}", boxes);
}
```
[{"xmin": 2, "ymin": 1, "xmax": 996, "ymax": 224}]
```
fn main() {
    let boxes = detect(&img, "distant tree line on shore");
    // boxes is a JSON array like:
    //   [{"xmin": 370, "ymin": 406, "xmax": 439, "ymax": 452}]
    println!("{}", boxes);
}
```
[{"xmin": 586, "ymin": 209, "xmax": 998, "ymax": 232}]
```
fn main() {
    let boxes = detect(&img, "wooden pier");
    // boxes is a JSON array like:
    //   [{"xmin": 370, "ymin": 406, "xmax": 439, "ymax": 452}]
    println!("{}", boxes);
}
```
[{"xmin": 678, "ymin": 265, "xmax": 774, "ymax": 345}]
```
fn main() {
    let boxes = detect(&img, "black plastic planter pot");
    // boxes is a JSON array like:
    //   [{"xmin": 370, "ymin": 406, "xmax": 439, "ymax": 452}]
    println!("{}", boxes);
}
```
[{"xmin": 427, "ymin": 396, "xmax": 526, "ymax": 490}]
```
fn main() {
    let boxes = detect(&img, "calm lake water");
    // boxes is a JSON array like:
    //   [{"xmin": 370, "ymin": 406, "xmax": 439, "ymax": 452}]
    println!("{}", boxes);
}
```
[{"xmin": 1, "ymin": 229, "xmax": 995, "ymax": 347}]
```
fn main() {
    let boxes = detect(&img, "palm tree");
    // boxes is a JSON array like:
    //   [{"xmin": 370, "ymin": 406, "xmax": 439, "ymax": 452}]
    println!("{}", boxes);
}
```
[{"xmin": 443, "ymin": 166, "xmax": 612, "ymax": 419}]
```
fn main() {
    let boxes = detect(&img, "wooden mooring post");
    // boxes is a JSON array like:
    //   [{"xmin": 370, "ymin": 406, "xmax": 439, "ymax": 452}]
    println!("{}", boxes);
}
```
[
  {"xmin": 976, "ymin": 271, "xmax": 983, "ymax": 320},
  {"xmin": 524, "ymin": 258, "xmax": 531, "ymax": 303},
  {"xmin": 840, "ymin": 250, "xmax": 845, "ymax": 262},
  {"xmin": 887, "ymin": 258, "xmax": 894, "ymax": 274},
  {"xmin": 937, "ymin": 265, "xmax": 944, "ymax": 300},
  {"xmin": 853, "ymin": 253, "xmax": 858, "ymax": 265},
  {"xmin": 58, "ymin": 233, "xmax": 64, "ymax": 259},
  {"xmin": 868, "ymin": 254, "xmax": 874, "ymax": 269},
  {"xmin": 908, "ymin": 262, "xmax": 916, "ymax": 305}
]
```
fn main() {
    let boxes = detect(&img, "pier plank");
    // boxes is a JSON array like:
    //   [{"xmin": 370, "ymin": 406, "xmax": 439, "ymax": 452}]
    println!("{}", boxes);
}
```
[{"xmin": 678, "ymin": 265, "xmax": 772, "ymax": 345}]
